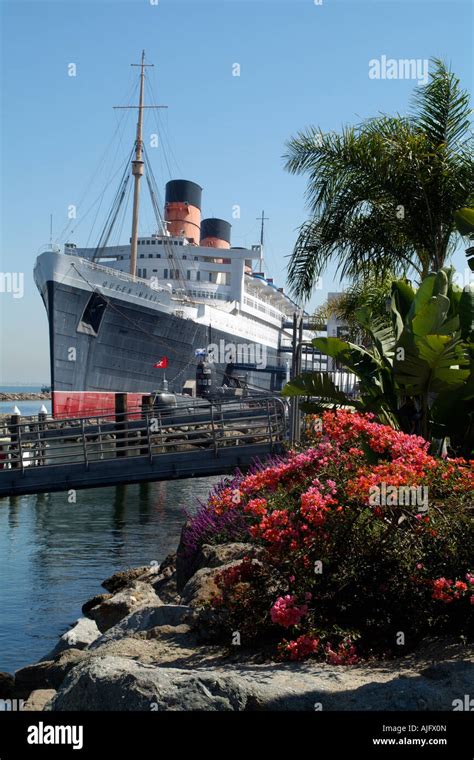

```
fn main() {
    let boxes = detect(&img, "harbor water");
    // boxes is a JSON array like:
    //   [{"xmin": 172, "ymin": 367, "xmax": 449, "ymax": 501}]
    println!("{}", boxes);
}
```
[
  {"xmin": 0, "ymin": 400, "xmax": 52, "ymax": 417},
  {"xmin": 0, "ymin": 477, "xmax": 220, "ymax": 673}
]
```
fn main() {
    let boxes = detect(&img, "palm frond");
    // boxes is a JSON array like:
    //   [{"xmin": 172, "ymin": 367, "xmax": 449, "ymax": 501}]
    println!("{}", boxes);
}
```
[
  {"xmin": 412, "ymin": 59, "xmax": 472, "ymax": 151},
  {"xmin": 284, "ymin": 59, "xmax": 473, "ymax": 299}
]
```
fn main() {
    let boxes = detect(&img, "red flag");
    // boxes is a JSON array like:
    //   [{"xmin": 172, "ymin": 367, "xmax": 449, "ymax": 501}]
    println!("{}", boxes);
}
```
[{"xmin": 153, "ymin": 357, "xmax": 168, "ymax": 369}]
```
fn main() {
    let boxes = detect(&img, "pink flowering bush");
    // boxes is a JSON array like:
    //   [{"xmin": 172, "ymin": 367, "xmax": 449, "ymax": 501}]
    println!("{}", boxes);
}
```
[
  {"xmin": 184, "ymin": 411, "xmax": 473, "ymax": 661},
  {"xmin": 325, "ymin": 638, "xmax": 359, "ymax": 665},
  {"xmin": 270, "ymin": 595, "xmax": 309, "ymax": 628},
  {"xmin": 431, "ymin": 575, "xmax": 473, "ymax": 603},
  {"xmin": 278, "ymin": 634, "xmax": 320, "ymax": 661}
]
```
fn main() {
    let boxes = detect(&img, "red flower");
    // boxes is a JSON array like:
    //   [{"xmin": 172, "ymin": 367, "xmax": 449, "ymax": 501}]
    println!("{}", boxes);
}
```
[
  {"xmin": 431, "ymin": 577, "xmax": 470, "ymax": 603},
  {"xmin": 270, "ymin": 595, "xmax": 308, "ymax": 628},
  {"xmin": 244, "ymin": 498, "xmax": 268, "ymax": 517},
  {"xmin": 279, "ymin": 635, "xmax": 319, "ymax": 661},
  {"xmin": 325, "ymin": 638, "xmax": 358, "ymax": 665}
]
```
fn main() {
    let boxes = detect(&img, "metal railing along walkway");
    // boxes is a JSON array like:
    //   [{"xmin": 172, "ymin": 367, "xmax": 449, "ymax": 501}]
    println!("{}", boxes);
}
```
[{"xmin": 0, "ymin": 396, "xmax": 287, "ymax": 497}]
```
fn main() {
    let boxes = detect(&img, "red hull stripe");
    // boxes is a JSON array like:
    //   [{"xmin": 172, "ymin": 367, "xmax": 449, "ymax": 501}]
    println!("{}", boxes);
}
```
[{"xmin": 53, "ymin": 391, "xmax": 150, "ymax": 419}]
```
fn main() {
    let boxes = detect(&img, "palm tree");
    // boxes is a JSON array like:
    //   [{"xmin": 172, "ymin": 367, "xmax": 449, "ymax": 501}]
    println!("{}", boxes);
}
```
[{"xmin": 284, "ymin": 59, "xmax": 473, "ymax": 301}]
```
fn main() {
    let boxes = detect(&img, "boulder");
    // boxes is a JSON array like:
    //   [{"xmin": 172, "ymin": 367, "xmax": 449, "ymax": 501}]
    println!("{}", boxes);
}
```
[
  {"xmin": 0, "ymin": 672, "xmax": 15, "ymax": 699},
  {"xmin": 176, "ymin": 537, "xmax": 264, "ymax": 592},
  {"xmin": 90, "ymin": 604, "xmax": 192, "ymax": 647},
  {"xmin": 179, "ymin": 566, "xmax": 221, "ymax": 607},
  {"xmin": 48, "ymin": 656, "xmax": 250, "ymax": 711},
  {"xmin": 23, "ymin": 689, "xmax": 56, "ymax": 711},
  {"xmin": 81, "ymin": 633, "xmax": 203, "ymax": 666},
  {"xmin": 82, "ymin": 593, "xmax": 112, "ymax": 617},
  {"xmin": 158, "ymin": 553, "xmax": 176, "ymax": 574},
  {"xmin": 81, "ymin": 624, "xmax": 225, "ymax": 669},
  {"xmin": 143, "ymin": 624, "xmax": 192, "ymax": 640},
  {"xmin": 40, "ymin": 618, "xmax": 100, "ymax": 660},
  {"xmin": 102, "ymin": 566, "xmax": 154, "ymax": 594},
  {"xmin": 47, "ymin": 656, "xmax": 474, "ymax": 712},
  {"xmin": 14, "ymin": 649, "xmax": 89, "ymax": 696},
  {"xmin": 180, "ymin": 558, "xmax": 264, "ymax": 608},
  {"xmin": 14, "ymin": 660, "xmax": 56, "ymax": 697},
  {"xmin": 197, "ymin": 543, "xmax": 266, "ymax": 570},
  {"xmin": 87, "ymin": 581, "xmax": 161, "ymax": 633},
  {"xmin": 47, "ymin": 649, "xmax": 92, "ymax": 687},
  {"xmin": 150, "ymin": 567, "xmax": 178, "ymax": 603}
]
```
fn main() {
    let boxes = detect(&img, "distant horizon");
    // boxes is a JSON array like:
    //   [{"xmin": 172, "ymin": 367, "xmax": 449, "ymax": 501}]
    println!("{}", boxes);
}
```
[{"xmin": 0, "ymin": 383, "xmax": 49, "ymax": 388}]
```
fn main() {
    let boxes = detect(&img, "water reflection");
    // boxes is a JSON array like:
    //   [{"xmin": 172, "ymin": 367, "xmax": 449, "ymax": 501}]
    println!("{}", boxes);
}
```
[
  {"xmin": 7, "ymin": 495, "xmax": 20, "ymax": 529},
  {"xmin": 0, "ymin": 476, "xmax": 219, "ymax": 672},
  {"xmin": 138, "ymin": 481, "xmax": 152, "ymax": 525}
]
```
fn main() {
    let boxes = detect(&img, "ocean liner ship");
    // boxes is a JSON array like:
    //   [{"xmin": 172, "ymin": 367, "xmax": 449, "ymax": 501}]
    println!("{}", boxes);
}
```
[{"xmin": 34, "ymin": 52, "xmax": 319, "ymax": 418}]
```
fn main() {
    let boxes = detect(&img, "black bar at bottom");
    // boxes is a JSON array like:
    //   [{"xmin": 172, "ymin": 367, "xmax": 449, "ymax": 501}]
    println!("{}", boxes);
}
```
[{"xmin": 0, "ymin": 711, "xmax": 471, "ymax": 758}]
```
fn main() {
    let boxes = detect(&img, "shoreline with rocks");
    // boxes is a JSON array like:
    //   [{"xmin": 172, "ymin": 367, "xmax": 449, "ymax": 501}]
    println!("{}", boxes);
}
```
[
  {"xmin": 0, "ymin": 393, "xmax": 51, "ymax": 403},
  {"xmin": 1, "ymin": 534, "xmax": 472, "ymax": 712}
]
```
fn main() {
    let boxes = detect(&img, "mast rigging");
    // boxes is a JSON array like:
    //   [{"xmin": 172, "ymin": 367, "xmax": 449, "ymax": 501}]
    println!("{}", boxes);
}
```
[{"xmin": 113, "ymin": 50, "xmax": 167, "ymax": 277}]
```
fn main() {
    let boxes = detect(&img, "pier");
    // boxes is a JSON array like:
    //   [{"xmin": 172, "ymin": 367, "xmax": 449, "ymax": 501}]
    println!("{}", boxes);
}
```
[{"xmin": 0, "ymin": 396, "xmax": 287, "ymax": 497}]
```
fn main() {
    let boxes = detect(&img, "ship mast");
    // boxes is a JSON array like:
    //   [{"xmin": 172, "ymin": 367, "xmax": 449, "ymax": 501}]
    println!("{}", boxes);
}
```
[
  {"xmin": 256, "ymin": 209, "xmax": 269, "ymax": 272},
  {"xmin": 130, "ymin": 51, "xmax": 149, "ymax": 277},
  {"xmin": 114, "ymin": 51, "xmax": 166, "ymax": 277}
]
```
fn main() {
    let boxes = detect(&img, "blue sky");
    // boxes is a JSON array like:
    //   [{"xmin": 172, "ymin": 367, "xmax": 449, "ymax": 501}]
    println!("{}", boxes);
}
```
[{"xmin": 0, "ymin": 0, "xmax": 472, "ymax": 383}]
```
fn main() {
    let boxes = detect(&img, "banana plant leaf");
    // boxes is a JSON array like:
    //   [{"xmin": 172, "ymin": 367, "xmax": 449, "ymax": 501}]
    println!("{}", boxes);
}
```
[
  {"xmin": 432, "ymin": 269, "xmax": 449, "ymax": 297},
  {"xmin": 391, "ymin": 292, "xmax": 405, "ymax": 341},
  {"xmin": 391, "ymin": 280, "xmax": 415, "ymax": 322},
  {"xmin": 394, "ymin": 334, "xmax": 470, "ymax": 394},
  {"xmin": 282, "ymin": 371, "xmax": 357, "ymax": 415},
  {"xmin": 370, "ymin": 318, "xmax": 396, "ymax": 360},
  {"xmin": 312, "ymin": 337, "xmax": 383, "ymax": 378},
  {"xmin": 407, "ymin": 273, "xmax": 438, "ymax": 321},
  {"xmin": 411, "ymin": 294, "xmax": 450, "ymax": 337},
  {"xmin": 454, "ymin": 207, "xmax": 474, "ymax": 236}
]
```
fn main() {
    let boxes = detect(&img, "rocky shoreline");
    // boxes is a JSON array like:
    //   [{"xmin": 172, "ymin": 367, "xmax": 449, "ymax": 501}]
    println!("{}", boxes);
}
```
[
  {"xmin": 0, "ymin": 393, "xmax": 51, "ymax": 402},
  {"xmin": 1, "ymin": 537, "xmax": 472, "ymax": 711}
]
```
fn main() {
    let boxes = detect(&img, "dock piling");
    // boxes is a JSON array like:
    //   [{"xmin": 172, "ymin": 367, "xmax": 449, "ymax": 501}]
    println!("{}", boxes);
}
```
[
  {"xmin": 141, "ymin": 395, "xmax": 153, "ymax": 458},
  {"xmin": 8, "ymin": 410, "xmax": 22, "ymax": 470},
  {"xmin": 37, "ymin": 406, "xmax": 47, "ymax": 466},
  {"xmin": 115, "ymin": 394, "xmax": 128, "ymax": 457}
]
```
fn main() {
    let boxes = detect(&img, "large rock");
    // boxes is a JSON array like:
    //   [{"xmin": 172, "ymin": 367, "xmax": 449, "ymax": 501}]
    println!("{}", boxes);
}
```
[
  {"xmin": 175, "ymin": 536, "xmax": 265, "ymax": 592},
  {"xmin": 80, "ymin": 631, "xmax": 206, "ymax": 667},
  {"xmin": 90, "ymin": 604, "xmax": 192, "ymax": 648},
  {"xmin": 179, "ymin": 566, "xmax": 221, "ymax": 607},
  {"xmin": 48, "ymin": 656, "xmax": 249, "ymax": 711},
  {"xmin": 151, "ymin": 571, "xmax": 178, "ymax": 603},
  {"xmin": 14, "ymin": 661, "xmax": 57, "ymax": 697},
  {"xmin": 47, "ymin": 655, "xmax": 474, "ymax": 712},
  {"xmin": 0, "ymin": 672, "xmax": 15, "ymax": 699},
  {"xmin": 175, "ymin": 535, "xmax": 262, "ymax": 592},
  {"xmin": 150, "ymin": 563, "xmax": 178, "ymax": 604},
  {"xmin": 46, "ymin": 649, "xmax": 92, "ymax": 689},
  {"xmin": 15, "ymin": 649, "xmax": 89, "ymax": 696},
  {"xmin": 40, "ymin": 618, "xmax": 100, "ymax": 661},
  {"xmin": 196, "ymin": 543, "xmax": 266, "ymax": 570},
  {"xmin": 82, "ymin": 593, "xmax": 112, "ymax": 617},
  {"xmin": 102, "ymin": 566, "xmax": 155, "ymax": 594},
  {"xmin": 23, "ymin": 689, "xmax": 56, "ymax": 711},
  {"xmin": 87, "ymin": 581, "xmax": 161, "ymax": 632},
  {"xmin": 180, "ymin": 558, "xmax": 264, "ymax": 607}
]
